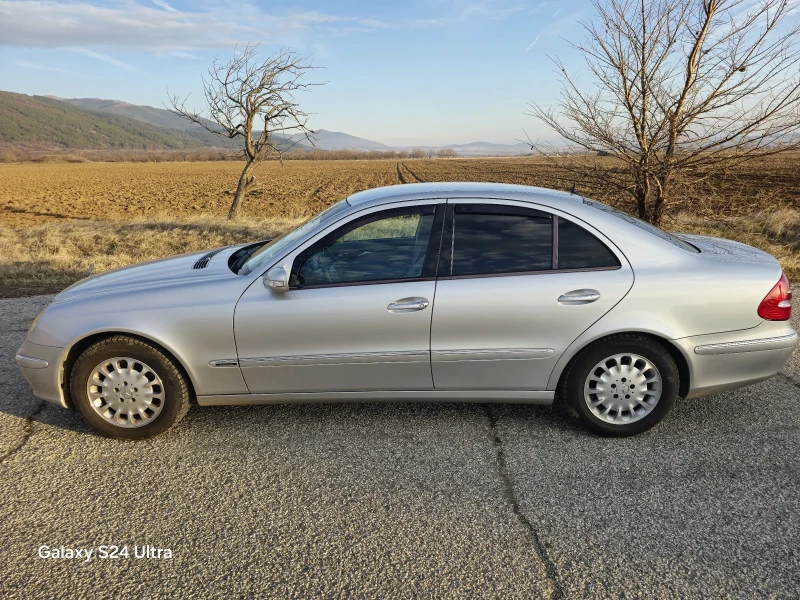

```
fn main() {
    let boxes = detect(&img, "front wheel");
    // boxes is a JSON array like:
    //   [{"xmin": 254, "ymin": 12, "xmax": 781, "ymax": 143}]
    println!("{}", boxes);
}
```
[
  {"xmin": 559, "ymin": 334, "xmax": 680, "ymax": 436},
  {"xmin": 70, "ymin": 336, "xmax": 191, "ymax": 439}
]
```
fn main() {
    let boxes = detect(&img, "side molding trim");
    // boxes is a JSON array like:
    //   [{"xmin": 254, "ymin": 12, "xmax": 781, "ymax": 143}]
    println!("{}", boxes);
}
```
[{"xmin": 694, "ymin": 332, "xmax": 798, "ymax": 355}]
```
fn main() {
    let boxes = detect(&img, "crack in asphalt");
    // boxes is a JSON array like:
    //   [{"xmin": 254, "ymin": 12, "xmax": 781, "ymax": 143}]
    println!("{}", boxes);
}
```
[
  {"xmin": 778, "ymin": 372, "xmax": 800, "ymax": 391},
  {"xmin": 0, "ymin": 400, "xmax": 45, "ymax": 465},
  {"xmin": 485, "ymin": 406, "xmax": 564, "ymax": 600}
]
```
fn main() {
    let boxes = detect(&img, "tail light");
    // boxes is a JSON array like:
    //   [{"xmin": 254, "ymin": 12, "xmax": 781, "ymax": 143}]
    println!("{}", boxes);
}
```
[{"xmin": 757, "ymin": 272, "xmax": 792, "ymax": 321}]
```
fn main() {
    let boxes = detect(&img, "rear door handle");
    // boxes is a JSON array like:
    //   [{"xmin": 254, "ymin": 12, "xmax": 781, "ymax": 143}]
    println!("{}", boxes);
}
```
[
  {"xmin": 387, "ymin": 297, "xmax": 430, "ymax": 312},
  {"xmin": 558, "ymin": 289, "xmax": 601, "ymax": 305}
]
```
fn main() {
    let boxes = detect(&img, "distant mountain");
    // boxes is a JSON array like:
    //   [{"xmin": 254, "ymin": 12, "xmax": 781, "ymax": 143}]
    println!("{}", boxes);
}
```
[
  {"xmin": 292, "ymin": 129, "xmax": 390, "ymax": 151},
  {"xmin": 62, "ymin": 97, "xmax": 201, "ymax": 131},
  {"xmin": 62, "ymin": 96, "xmax": 311, "ymax": 151},
  {"xmin": 0, "ymin": 91, "xmax": 216, "ymax": 150},
  {"xmin": 0, "ymin": 92, "xmax": 309, "ymax": 152},
  {"xmin": 1, "ymin": 91, "xmax": 529, "ymax": 156}
]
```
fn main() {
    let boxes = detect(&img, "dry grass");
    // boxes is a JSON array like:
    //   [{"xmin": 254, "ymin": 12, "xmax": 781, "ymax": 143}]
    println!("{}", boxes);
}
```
[
  {"xmin": 0, "ymin": 155, "xmax": 798, "ymax": 296},
  {"xmin": 669, "ymin": 208, "xmax": 800, "ymax": 277},
  {"xmin": 0, "ymin": 216, "xmax": 300, "ymax": 296}
]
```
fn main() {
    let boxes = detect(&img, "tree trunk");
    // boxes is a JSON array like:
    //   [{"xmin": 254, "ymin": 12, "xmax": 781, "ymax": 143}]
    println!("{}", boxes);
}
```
[
  {"xmin": 651, "ymin": 190, "xmax": 667, "ymax": 227},
  {"xmin": 650, "ymin": 174, "xmax": 669, "ymax": 227},
  {"xmin": 228, "ymin": 160, "xmax": 257, "ymax": 220},
  {"xmin": 634, "ymin": 184, "xmax": 649, "ymax": 222}
]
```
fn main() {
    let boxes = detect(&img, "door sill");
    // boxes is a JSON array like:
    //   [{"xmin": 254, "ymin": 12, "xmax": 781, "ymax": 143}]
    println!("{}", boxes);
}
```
[{"xmin": 197, "ymin": 390, "xmax": 555, "ymax": 406}]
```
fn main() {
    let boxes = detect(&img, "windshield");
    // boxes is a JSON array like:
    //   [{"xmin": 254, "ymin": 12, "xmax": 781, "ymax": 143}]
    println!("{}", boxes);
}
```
[
  {"xmin": 582, "ymin": 198, "xmax": 699, "ymax": 253},
  {"xmin": 238, "ymin": 200, "xmax": 351, "ymax": 276}
]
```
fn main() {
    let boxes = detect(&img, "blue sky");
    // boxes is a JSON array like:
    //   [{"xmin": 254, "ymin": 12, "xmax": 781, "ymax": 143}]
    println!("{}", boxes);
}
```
[{"xmin": 0, "ymin": 0, "xmax": 591, "ymax": 145}]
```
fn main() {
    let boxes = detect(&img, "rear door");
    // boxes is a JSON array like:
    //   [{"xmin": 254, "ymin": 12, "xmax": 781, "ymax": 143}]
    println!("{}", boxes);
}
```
[{"xmin": 430, "ymin": 199, "xmax": 634, "ymax": 390}]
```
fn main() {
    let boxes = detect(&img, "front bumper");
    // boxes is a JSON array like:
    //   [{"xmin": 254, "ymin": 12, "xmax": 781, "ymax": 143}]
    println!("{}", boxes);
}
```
[
  {"xmin": 677, "ymin": 326, "xmax": 798, "ymax": 399},
  {"xmin": 15, "ymin": 341, "xmax": 68, "ymax": 408}
]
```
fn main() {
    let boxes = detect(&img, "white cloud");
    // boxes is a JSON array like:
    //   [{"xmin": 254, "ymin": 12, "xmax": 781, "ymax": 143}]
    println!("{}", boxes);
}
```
[
  {"xmin": 12, "ymin": 59, "xmax": 79, "ymax": 75},
  {"xmin": 0, "ymin": 1, "xmax": 531, "ymax": 53},
  {"xmin": 70, "ymin": 48, "xmax": 146, "ymax": 73},
  {"xmin": 454, "ymin": 0, "xmax": 527, "ymax": 21},
  {"xmin": 151, "ymin": 0, "xmax": 178, "ymax": 13},
  {"xmin": 0, "ymin": 1, "xmax": 275, "ymax": 51},
  {"xmin": 526, "ymin": 34, "xmax": 541, "ymax": 50}
]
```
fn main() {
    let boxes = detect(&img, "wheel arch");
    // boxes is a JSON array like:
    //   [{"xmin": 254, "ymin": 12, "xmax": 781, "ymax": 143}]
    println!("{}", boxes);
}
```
[
  {"xmin": 551, "ymin": 331, "xmax": 691, "ymax": 401},
  {"xmin": 62, "ymin": 331, "xmax": 198, "ymax": 409}
]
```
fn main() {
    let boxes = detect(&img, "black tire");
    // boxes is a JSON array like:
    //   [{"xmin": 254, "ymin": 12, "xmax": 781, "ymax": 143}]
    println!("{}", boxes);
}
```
[
  {"xmin": 558, "ymin": 334, "xmax": 679, "ymax": 436},
  {"xmin": 70, "ymin": 335, "xmax": 191, "ymax": 440}
]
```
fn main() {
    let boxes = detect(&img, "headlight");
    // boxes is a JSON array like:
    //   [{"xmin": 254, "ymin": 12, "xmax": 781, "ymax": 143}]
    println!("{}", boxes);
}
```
[{"xmin": 28, "ymin": 309, "xmax": 45, "ymax": 335}]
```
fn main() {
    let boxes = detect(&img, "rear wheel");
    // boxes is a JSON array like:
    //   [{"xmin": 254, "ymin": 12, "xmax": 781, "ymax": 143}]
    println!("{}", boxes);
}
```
[
  {"xmin": 559, "ymin": 334, "xmax": 680, "ymax": 436},
  {"xmin": 70, "ymin": 336, "xmax": 191, "ymax": 439}
]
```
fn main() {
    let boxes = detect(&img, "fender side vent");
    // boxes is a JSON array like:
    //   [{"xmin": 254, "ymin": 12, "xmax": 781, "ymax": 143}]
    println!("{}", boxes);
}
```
[{"xmin": 193, "ymin": 247, "xmax": 227, "ymax": 270}]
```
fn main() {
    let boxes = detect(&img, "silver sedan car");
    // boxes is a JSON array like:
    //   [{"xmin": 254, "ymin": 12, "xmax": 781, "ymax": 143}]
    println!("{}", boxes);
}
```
[{"xmin": 16, "ymin": 183, "xmax": 797, "ymax": 439}]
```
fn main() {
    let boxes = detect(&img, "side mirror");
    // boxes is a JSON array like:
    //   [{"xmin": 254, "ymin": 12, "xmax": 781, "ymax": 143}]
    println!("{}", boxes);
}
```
[{"xmin": 263, "ymin": 266, "xmax": 288, "ymax": 293}]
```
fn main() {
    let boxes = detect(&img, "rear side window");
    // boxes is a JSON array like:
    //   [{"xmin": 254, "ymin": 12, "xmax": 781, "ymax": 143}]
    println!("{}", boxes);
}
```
[
  {"xmin": 582, "ymin": 197, "xmax": 699, "ymax": 252},
  {"xmin": 449, "ymin": 205, "xmax": 552, "ymax": 276},
  {"xmin": 557, "ymin": 219, "xmax": 620, "ymax": 269}
]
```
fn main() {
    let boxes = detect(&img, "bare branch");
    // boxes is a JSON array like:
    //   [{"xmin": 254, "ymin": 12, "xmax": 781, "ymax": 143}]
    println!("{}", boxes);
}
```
[
  {"xmin": 167, "ymin": 44, "xmax": 326, "ymax": 218},
  {"xmin": 528, "ymin": 0, "xmax": 800, "ymax": 225}
]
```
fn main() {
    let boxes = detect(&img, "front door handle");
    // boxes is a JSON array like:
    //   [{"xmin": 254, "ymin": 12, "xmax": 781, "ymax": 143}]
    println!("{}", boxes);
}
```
[
  {"xmin": 558, "ymin": 289, "xmax": 601, "ymax": 305},
  {"xmin": 387, "ymin": 297, "xmax": 430, "ymax": 312}
]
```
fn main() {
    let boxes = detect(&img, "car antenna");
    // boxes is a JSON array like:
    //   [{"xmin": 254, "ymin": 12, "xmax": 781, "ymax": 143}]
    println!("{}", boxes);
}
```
[{"xmin": 569, "ymin": 183, "xmax": 576, "ymax": 195}]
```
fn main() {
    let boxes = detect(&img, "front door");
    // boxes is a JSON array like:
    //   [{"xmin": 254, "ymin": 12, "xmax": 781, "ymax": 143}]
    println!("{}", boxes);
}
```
[
  {"xmin": 234, "ymin": 202, "xmax": 443, "ymax": 394},
  {"xmin": 430, "ymin": 201, "xmax": 634, "ymax": 390}
]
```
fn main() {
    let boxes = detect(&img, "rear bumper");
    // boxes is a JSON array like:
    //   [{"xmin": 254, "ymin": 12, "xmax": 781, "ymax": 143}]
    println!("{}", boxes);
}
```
[
  {"xmin": 15, "ymin": 341, "xmax": 68, "ymax": 408},
  {"xmin": 678, "ymin": 327, "xmax": 797, "ymax": 399}
]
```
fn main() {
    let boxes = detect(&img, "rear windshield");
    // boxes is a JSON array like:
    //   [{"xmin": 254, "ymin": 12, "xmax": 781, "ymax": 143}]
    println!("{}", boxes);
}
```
[{"xmin": 582, "ymin": 198, "xmax": 699, "ymax": 253}]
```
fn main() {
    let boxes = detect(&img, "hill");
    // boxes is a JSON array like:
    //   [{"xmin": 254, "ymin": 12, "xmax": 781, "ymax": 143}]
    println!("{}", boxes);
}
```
[
  {"xmin": 58, "ymin": 96, "xmax": 308, "ymax": 152},
  {"xmin": 297, "ymin": 129, "xmax": 390, "ymax": 151},
  {"xmin": 61, "ymin": 97, "xmax": 202, "ymax": 131},
  {"xmin": 0, "ymin": 91, "xmax": 233, "ymax": 151}
]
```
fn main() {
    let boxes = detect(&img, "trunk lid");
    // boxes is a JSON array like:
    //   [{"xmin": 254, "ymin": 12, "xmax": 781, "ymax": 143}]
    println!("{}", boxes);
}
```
[{"xmin": 674, "ymin": 234, "xmax": 779, "ymax": 266}]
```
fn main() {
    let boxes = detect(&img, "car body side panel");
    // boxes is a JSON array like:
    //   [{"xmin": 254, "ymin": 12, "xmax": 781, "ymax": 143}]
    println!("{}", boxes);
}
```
[
  {"xmin": 546, "ymin": 259, "xmax": 788, "ymax": 392},
  {"xmin": 674, "ymin": 321, "xmax": 797, "ymax": 398},
  {"xmin": 27, "ymin": 262, "xmax": 252, "ymax": 399}
]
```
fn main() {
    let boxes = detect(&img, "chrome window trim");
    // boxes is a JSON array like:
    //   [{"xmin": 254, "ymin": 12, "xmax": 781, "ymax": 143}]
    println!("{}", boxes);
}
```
[
  {"xmin": 291, "ymin": 276, "xmax": 437, "ymax": 291},
  {"xmin": 694, "ymin": 333, "xmax": 798, "ymax": 355},
  {"xmin": 436, "ymin": 265, "xmax": 622, "ymax": 282}
]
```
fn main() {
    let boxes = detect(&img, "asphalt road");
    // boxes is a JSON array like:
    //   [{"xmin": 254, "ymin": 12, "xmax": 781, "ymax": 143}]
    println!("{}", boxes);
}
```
[{"xmin": 1, "ymin": 294, "xmax": 799, "ymax": 599}]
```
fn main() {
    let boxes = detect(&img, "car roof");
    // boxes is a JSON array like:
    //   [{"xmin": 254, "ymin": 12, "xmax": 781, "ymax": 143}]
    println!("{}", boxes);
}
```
[{"xmin": 346, "ymin": 182, "xmax": 583, "ymax": 208}]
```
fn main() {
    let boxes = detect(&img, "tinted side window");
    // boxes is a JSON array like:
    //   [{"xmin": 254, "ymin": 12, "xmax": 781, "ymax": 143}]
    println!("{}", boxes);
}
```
[
  {"xmin": 557, "ymin": 219, "xmax": 620, "ymax": 269},
  {"xmin": 292, "ymin": 207, "xmax": 437, "ymax": 287},
  {"xmin": 450, "ymin": 205, "xmax": 552, "ymax": 276}
]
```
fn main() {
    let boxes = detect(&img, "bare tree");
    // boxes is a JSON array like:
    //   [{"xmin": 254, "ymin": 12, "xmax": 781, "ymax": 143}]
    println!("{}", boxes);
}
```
[
  {"xmin": 409, "ymin": 148, "xmax": 426, "ymax": 159},
  {"xmin": 437, "ymin": 148, "xmax": 459, "ymax": 158},
  {"xmin": 168, "ymin": 44, "xmax": 323, "ymax": 219},
  {"xmin": 528, "ymin": 0, "xmax": 800, "ymax": 225}
]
